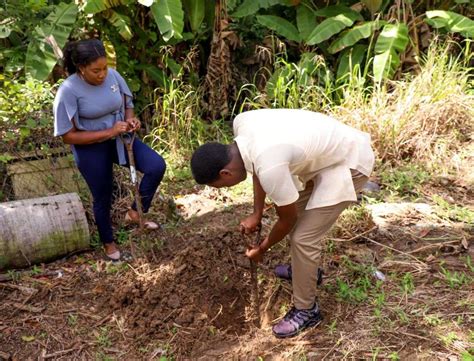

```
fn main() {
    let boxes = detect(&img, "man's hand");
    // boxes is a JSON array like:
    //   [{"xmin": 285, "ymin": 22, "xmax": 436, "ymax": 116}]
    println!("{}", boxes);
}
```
[
  {"xmin": 126, "ymin": 117, "xmax": 141, "ymax": 132},
  {"xmin": 245, "ymin": 245, "xmax": 264, "ymax": 263},
  {"xmin": 239, "ymin": 212, "xmax": 262, "ymax": 234}
]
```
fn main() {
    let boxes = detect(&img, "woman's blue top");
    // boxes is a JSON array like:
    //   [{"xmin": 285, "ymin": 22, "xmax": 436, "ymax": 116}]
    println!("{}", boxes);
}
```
[{"xmin": 53, "ymin": 68, "xmax": 134, "ymax": 164}]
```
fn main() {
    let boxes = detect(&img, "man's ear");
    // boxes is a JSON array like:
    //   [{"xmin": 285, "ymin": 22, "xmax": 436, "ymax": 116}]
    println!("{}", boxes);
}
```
[{"xmin": 219, "ymin": 169, "xmax": 232, "ymax": 177}]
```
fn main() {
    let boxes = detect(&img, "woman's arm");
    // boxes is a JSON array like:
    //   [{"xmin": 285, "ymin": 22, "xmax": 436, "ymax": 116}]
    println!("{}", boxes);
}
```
[{"xmin": 62, "ymin": 121, "xmax": 129, "ymax": 145}]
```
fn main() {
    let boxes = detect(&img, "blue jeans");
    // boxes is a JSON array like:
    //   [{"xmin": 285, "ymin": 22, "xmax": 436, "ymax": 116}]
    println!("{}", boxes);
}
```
[{"xmin": 72, "ymin": 138, "xmax": 166, "ymax": 244}]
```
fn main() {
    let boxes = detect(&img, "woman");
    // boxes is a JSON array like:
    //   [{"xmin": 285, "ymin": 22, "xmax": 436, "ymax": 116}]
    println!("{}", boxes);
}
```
[{"xmin": 53, "ymin": 38, "xmax": 166, "ymax": 261}]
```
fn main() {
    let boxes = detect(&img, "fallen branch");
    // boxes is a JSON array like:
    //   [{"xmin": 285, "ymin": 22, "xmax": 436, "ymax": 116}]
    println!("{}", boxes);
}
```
[
  {"xmin": 407, "ymin": 240, "xmax": 460, "ymax": 254},
  {"xmin": 362, "ymin": 236, "xmax": 428, "ymax": 267},
  {"xmin": 9, "ymin": 302, "xmax": 44, "ymax": 313},
  {"xmin": 332, "ymin": 226, "xmax": 378, "ymax": 242},
  {"xmin": 0, "ymin": 283, "xmax": 37, "ymax": 295},
  {"xmin": 41, "ymin": 347, "xmax": 80, "ymax": 360}
]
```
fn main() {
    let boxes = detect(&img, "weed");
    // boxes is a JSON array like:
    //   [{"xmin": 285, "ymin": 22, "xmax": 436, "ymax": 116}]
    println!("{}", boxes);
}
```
[
  {"xmin": 394, "ymin": 307, "xmax": 410, "ymax": 324},
  {"xmin": 400, "ymin": 273, "xmax": 415, "ymax": 295},
  {"xmin": 96, "ymin": 327, "xmax": 111, "ymax": 348},
  {"xmin": 90, "ymin": 233, "xmax": 101, "ymax": 249},
  {"xmin": 379, "ymin": 164, "xmax": 429, "ymax": 199},
  {"xmin": 29, "ymin": 265, "xmax": 42, "ymax": 276},
  {"xmin": 335, "ymin": 277, "xmax": 369, "ymax": 304},
  {"xmin": 7, "ymin": 270, "xmax": 21, "ymax": 282},
  {"xmin": 326, "ymin": 320, "xmax": 337, "ymax": 335},
  {"xmin": 440, "ymin": 331, "xmax": 458, "ymax": 347},
  {"xmin": 432, "ymin": 195, "xmax": 474, "ymax": 223},
  {"xmin": 67, "ymin": 313, "xmax": 78, "ymax": 327},
  {"xmin": 440, "ymin": 265, "xmax": 469, "ymax": 289},
  {"xmin": 116, "ymin": 227, "xmax": 130, "ymax": 246},
  {"xmin": 326, "ymin": 239, "xmax": 335, "ymax": 254},
  {"xmin": 388, "ymin": 352, "xmax": 400, "ymax": 361},
  {"xmin": 424, "ymin": 314, "xmax": 442, "ymax": 326},
  {"xmin": 372, "ymin": 291, "xmax": 385, "ymax": 318},
  {"xmin": 95, "ymin": 352, "xmax": 114, "ymax": 361},
  {"xmin": 465, "ymin": 256, "xmax": 474, "ymax": 273}
]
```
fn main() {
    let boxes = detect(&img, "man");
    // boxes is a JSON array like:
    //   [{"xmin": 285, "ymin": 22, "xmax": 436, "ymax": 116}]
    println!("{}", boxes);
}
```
[{"xmin": 190, "ymin": 109, "xmax": 374, "ymax": 338}]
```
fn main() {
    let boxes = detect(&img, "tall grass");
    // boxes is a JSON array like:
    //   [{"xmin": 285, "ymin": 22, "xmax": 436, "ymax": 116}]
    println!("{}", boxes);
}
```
[
  {"xmin": 145, "ymin": 76, "xmax": 232, "ymax": 167},
  {"xmin": 236, "ymin": 41, "xmax": 473, "ymax": 178}
]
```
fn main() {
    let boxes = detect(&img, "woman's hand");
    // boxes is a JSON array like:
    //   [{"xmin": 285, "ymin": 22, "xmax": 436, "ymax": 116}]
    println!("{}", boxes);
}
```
[
  {"xmin": 126, "ymin": 117, "xmax": 141, "ymax": 132},
  {"xmin": 111, "ymin": 121, "xmax": 130, "ymax": 137}
]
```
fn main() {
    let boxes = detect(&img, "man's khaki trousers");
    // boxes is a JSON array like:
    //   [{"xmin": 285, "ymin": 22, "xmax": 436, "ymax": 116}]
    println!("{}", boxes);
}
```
[{"xmin": 290, "ymin": 170, "xmax": 368, "ymax": 309}]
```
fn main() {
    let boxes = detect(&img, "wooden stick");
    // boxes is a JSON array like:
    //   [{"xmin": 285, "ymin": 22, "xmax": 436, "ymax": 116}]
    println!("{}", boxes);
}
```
[
  {"xmin": 362, "ymin": 236, "xmax": 428, "ymax": 266},
  {"xmin": 249, "ymin": 227, "xmax": 262, "ymax": 328}
]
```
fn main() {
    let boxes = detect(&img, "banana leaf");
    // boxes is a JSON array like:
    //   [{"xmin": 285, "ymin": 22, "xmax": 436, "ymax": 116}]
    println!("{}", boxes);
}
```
[
  {"xmin": 328, "ymin": 20, "xmax": 386, "ymax": 54},
  {"xmin": 373, "ymin": 23, "xmax": 409, "ymax": 82},
  {"xmin": 307, "ymin": 14, "xmax": 355, "ymax": 45},
  {"xmin": 257, "ymin": 15, "xmax": 301, "ymax": 42},
  {"xmin": 425, "ymin": 10, "xmax": 474, "ymax": 38},
  {"xmin": 25, "ymin": 2, "xmax": 78, "ymax": 80},
  {"xmin": 151, "ymin": 0, "xmax": 184, "ymax": 42}
]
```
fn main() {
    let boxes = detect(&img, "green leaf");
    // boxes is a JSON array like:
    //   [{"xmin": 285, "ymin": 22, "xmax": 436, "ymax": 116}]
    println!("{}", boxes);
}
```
[
  {"xmin": 137, "ymin": 64, "xmax": 170, "ymax": 88},
  {"xmin": 232, "ymin": 0, "xmax": 259, "ymax": 18},
  {"xmin": 183, "ymin": 0, "xmax": 205, "ymax": 33},
  {"xmin": 425, "ymin": 10, "xmax": 474, "ymax": 38},
  {"xmin": 297, "ymin": 5, "xmax": 317, "ymax": 41},
  {"xmin": 314, "ymin": 5, "xmax": 363, "ymax": 21},
  {"xmin": 361, "ymin": 0, "xmax": 382, "ymax": 14},
  {"xmin": 256, "ymin": 15, "xmax": 301, "ymax": 42},
  {"xmin": 373, "ymin": 23, "xmax": 409, "ymax": 82},
  {"xmin": 83, "ymin": 0, "xmax": 126, "ymax": 14},
  {"xmin": 25, "ymin": 2, "xmax": 78, "ymax": 80},
  {"xmin": 374, "ymin": 23, "xmax": 409, "ymax": 53},
  {"xmin": 328, "ymin": 20, "xmax": 386, "ymax": 54},
  {"xmin": 337, "ymin": 44, "xmax": 367, "ymax": 82},
  {"xmin": 307, "ymin": 14, "xmax": 355, "ymax": 45},
  {"xmin": 151, "ymin": 0, "xmax": 184, "ymax": 42},
  {"xmin": 232, "ymin": 0, "xmax": 292, "ymax": 18},
  {"xmin": 104, "ymin": 10, "xmax": 133, "ymax": 40}
]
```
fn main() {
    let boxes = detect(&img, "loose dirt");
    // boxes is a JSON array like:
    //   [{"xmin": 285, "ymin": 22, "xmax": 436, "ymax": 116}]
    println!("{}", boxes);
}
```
[{"xmin": 0, "ymin": 182, "xmax": 472, "ymax": 360}]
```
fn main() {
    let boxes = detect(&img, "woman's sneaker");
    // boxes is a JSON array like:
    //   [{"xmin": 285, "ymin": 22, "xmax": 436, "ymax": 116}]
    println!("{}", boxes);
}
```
[
  {"xmin": 274, "ymin": 264, "xmax": 324, "ymax": 286},
  {"xmin": 272, "ymin": 304, "xmax": 323, "ymax": 338}
]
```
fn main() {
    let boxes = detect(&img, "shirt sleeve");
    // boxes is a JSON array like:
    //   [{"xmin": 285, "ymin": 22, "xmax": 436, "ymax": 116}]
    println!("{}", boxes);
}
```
[
  {"xmin": 110, "ymin": 68, "xmax": 134, "ymax": 109},
  {"xmin": 53, "ymin": 84, "xmax": 77, "ymax": 137},
  {"xmin": 257, "ymin": 163, "xmax": 299, "ymax": 207}
]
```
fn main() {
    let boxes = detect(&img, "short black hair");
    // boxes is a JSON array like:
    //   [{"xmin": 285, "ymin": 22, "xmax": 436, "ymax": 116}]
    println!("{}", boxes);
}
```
[
  {"xmin": 63, "ymin": 39, "xmax": 106, "ymax": 75},
  {"xmin": 190, "ymin": 142, "xmax": 231, "ymax": 184}
]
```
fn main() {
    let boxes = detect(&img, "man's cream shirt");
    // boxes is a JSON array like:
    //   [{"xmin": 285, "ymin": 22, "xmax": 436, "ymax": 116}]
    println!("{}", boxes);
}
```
[{"xmin": 233, "ymin": 109, "xmax": 375, "ymax": 210}]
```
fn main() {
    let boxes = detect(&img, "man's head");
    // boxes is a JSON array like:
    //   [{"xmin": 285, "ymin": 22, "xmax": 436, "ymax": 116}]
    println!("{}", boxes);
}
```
[{"xmin": 191, "ymin": 142, "xmax": 247, "ymax": 188}]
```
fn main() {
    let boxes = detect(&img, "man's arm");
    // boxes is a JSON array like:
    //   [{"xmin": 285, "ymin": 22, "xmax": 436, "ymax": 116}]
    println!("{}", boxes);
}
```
[
  {"xmin": 240, "ymin": 173, "xmax": 266, "ymax": 234},
  {"xmin": 246, "ymin": 202, "xmax": 297, "ymax": 262}
]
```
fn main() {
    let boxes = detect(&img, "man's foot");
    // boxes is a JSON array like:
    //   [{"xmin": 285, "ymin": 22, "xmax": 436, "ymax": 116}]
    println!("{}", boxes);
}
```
[
  {"xmin": 104, "ymin": 242, "xmax": 132, "ymax": 262},
  {"xmin": 274, "ymin": 264, "xmax": 324, "ymax": 286},
  {"xmin": 272, "ymin": 304, "xmax": 323, "ymax": 338},
  {"xmin": 125, "ymin": 209, "xmax": 160, "ymax": 230}
]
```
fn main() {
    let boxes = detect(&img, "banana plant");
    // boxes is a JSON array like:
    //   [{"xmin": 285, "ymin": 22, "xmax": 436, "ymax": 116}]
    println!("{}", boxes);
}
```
[
  {"xmin": 83, "ymin": 0, "xmax": 133, "ymax": 41},
  {"xmin": 373, "ymin": 23, "xmax": 409, "ymax": 83},
  {"xmin": 25, "ymin": 2, "xmax": 78, "ymax": 80},
  {"xmin": 150, "ymin": 0, "xmax": 184, "ymax": 41},
  {"xmin": 425, "ymin": 10, "xmax": 474, "ymax": 38}
]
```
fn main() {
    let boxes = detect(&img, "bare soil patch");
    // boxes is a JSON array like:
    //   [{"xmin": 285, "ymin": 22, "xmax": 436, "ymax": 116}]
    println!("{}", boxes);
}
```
[{"xmin": 0, "ymin": 183, "xmax": 473, "ymax": 360}]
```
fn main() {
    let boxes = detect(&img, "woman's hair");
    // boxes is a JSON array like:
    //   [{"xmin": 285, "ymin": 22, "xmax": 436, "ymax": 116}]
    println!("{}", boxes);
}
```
[{"xmin": 62, "ymin": 39, "xmax": 106, "ymax": 74}]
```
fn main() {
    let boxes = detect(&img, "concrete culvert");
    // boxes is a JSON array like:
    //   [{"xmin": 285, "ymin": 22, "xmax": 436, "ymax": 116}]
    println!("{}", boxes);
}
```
[{"xmin": 0, "ymin": 193, "xmax": 90, "ymax": 270}]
